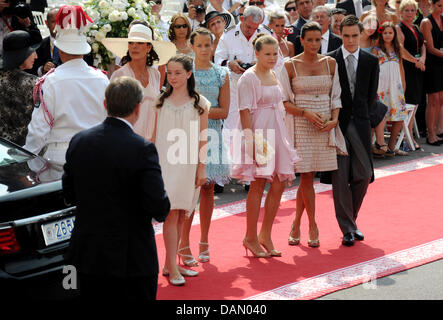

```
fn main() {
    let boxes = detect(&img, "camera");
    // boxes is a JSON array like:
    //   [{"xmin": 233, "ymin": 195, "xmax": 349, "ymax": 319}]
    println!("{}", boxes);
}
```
[
  {"xmin": 195, "ymin": 5, "xmax": 205, "ymax": 14},
  {"xmin": 239, "ymin": 62, "xmax": 254, "ymax": 70}
]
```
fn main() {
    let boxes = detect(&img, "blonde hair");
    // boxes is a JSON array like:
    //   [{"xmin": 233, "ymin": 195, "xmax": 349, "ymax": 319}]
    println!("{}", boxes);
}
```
[
  {"xmin": 399, "ymin": 0, "xmax": 418, "ymax": 12},
  {"xmin": 253, "ymin": 33, "xmax": 278, "ymax": 51}
]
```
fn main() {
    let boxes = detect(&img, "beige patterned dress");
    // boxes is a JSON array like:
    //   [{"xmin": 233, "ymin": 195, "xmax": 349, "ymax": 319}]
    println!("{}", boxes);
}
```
[{"xmin": 289, "ymin": 58, "xmax": 342, "ymax": 173}]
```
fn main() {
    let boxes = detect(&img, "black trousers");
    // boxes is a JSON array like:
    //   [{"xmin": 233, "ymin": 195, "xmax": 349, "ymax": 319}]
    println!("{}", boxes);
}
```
[{"xmin": 78, "ymin": 273, "xmax": 158, "ymax": 301}]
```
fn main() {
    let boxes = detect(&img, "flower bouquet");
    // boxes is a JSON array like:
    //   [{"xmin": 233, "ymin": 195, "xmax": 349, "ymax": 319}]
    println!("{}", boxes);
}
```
[
  {"xmin": 82, "ymin": 0, "xmax": 162, "ymax": 69},
  {"xmin": 254, "ymin": 132, "xmax": 275, "ymax": 166}
]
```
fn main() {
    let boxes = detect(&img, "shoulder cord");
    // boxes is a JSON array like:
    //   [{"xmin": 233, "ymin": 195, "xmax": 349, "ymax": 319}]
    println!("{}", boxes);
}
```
[{"xmin": 33, "ymin": 68, "xmax": 56, "ymax": 128}]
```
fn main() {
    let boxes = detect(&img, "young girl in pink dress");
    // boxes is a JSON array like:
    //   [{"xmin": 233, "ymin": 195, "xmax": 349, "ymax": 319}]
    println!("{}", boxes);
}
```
[{"xmin": 231, "ymin": 34, "xmax": 300, "ymax": 258}]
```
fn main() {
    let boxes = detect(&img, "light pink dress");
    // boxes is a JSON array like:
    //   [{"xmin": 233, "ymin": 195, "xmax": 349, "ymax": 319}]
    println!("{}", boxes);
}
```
[
  {"xmin": 231, "ymin": 68, "xmax": 301, "ymax": 182},
  {"xmin": 110, "ymin": 64, "xmax": 160, "ymax": 141}
]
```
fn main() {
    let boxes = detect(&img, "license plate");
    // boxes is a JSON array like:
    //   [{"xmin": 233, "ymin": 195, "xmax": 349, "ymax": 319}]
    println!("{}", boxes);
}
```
[{"xmin": 41, "ymin": 216, "xmax": 76, "ymax": 246}]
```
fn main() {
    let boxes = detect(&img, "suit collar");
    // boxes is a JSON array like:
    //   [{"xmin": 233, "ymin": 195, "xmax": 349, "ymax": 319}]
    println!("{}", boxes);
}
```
[{"xmin": 104, "ymin": 117, "xmax": 134, "ymax": 131}]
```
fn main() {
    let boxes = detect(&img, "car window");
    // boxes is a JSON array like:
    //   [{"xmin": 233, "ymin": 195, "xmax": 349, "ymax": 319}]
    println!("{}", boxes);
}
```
[{"xmin": 0, "ymin": 142, "xmax": 34, "ymax": 167}]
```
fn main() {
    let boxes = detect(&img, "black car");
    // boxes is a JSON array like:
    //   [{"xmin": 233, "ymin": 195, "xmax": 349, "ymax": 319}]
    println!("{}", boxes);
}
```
[{"xmin": 0, "ymin": 137, "xmax": 76, "ymax": 287}]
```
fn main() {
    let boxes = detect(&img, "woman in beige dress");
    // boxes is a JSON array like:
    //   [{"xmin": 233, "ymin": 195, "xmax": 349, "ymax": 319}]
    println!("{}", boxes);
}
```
[{"xmin": 280, "ymin": 22, "xmax": 344, "ymax": 248}]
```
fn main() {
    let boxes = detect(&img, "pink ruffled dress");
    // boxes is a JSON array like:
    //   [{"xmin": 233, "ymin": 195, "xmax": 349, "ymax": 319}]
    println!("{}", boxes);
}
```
[{"xmin": 231, "ymin": 68, "xmax": 301, "ymax": 182}]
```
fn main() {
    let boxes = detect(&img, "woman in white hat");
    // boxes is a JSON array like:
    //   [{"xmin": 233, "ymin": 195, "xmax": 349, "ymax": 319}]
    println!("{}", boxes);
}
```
[{"xmin": 105, "ymin": 21, "xmax": 175, "ymax": 141}]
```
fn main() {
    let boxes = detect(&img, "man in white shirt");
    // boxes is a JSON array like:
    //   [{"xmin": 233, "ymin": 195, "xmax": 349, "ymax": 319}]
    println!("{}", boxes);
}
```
[
  {"xmin": 24, "ymin": 6, "xmax": 109, "ymax": 165},
  {"xmin": 311, "ymin": 6, "xmax": 342, "ymax": 54},
  {"xmin": 186, "ymin": 0, "xmax": 208, "ymax": 30}
]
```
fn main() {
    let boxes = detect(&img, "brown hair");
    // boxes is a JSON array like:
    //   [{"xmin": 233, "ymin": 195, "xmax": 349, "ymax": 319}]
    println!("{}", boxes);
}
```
[
  {"xmin": 300, "ymin": 21, "xmax": 322, "ymax": 39},
  {"xmin": 105, "ymin": 77, "xmax": 143, "ymax": 117},
  {"xmin": 168, "ymin": 13, "xmax": 192, "ymax": 41},
  {"xmin": 377, "ymin": 21, "xmax": 402, "ymax": 61},
  {"xmin": 340, "ymin": 14, "xmax": 364, "ymax": 33},
  {"xmin": 190, "ymin": 27, "xmax": 214, "ymax": 44},
  {"xmin": 156, "ymin": 54, "xmax": 204, "ymax": 115}
]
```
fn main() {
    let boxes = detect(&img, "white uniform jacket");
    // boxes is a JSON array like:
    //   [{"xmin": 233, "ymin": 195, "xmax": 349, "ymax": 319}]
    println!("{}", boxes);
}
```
[{"xmin": 24, "ymin": 58, "xmax": 109, "ymax": 165}]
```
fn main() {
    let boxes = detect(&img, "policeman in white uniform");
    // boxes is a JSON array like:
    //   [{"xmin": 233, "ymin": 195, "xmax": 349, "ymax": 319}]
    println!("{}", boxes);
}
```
[
  {"xmin": 24, "ymin": 6, "xmax": 109, "ymax": 166},
  {"xmin": 214, "ymin": 6, "xmax": 268, "ymax": 144}
]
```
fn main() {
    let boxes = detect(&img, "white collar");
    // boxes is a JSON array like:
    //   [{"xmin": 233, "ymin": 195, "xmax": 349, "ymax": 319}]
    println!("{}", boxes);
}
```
[
  {"xmin": 322, "ymin": 29, "xmax": 330, "ymax": 40},
  {"xmin": 341, "ymin": 45, "xmax": 360, "ymax": 61},
  {"xmin": 115, "ymin": 117, "xmax": 134, "ymax": 130}
]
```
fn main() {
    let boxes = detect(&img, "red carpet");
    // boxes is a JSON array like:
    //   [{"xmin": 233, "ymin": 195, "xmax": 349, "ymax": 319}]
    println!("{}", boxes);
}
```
[{"xmin": 155, "ymin": 157, "xmax": 443, "ymax": 300}]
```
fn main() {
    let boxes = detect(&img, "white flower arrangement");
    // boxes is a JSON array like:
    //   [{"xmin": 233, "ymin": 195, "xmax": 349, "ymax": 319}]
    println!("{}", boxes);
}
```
[
  {"xmin": 254, "ymin": 133, "xmax": 275, "ymax": 166},
  {"xmin": 82, "ymin": 0, "xmax": 163, "ymax": 70}
]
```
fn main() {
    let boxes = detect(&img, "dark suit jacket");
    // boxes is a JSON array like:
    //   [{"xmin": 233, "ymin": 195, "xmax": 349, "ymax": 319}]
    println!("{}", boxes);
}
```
[
  {"xmin": 336, "ymin": 0, "xmax": 371, "ymax": 16},
  {"xmin": 321, "ymin": 47, "xmax": 379, "ymax": 184},
  {"xmin": 293, "ymin": 30, "xmax": 343, "ymax": 55},
  {"xmin": 63, "ymin": 117, "xmax": 170, "ymax": 278},
  {"xmin": 287, "ymin": 17, "xmax": 308, "ymax": 47}
]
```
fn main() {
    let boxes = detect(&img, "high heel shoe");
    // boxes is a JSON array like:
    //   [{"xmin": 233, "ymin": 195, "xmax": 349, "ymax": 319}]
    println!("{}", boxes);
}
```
[
  {"xmin": 259, "ymin": 241, "xmax": 282, "ymax": 257},
  {"xmin": 198, "ymin": 242, "xmax": 210, "ymax": 263},
  {"xmin": 308, "ymin": 226, "xmax": 320, "ymax": 248},
  {"xmin": 178, "ymin": 246, "xmax": 199, "ymax": 267},
  {"xmin": 243, "ymin": 239, "xmax": 270, "ymax": 258},
  {"xmin": 288, "ymin": 224, "xmax": 300, "ymax": 246}
]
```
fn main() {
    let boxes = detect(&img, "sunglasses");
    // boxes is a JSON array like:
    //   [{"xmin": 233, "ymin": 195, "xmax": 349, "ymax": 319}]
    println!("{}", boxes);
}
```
[
  {"xmin": 286, "ymin": 7, "xmax": 297, "ymax": 12},
  {"xmin": 173, "ymin": 24, "xmax": 188, "ymax": 29},
  {"xmin": 155, "ymin": 0, "xmax": 162, "ymax": 3},
  {"xmin": 249, "ymin": 1, "xmax": 264, "ymax": 5}
]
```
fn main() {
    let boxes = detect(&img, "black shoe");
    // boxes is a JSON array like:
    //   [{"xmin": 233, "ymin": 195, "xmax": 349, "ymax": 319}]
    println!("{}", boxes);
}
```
[
  {"xmin": 342, "ymin": 233, "xmax": 355, "ymax": 246},
  {"xmin": 426, "ymin": 138, "xmax": 441, "ymax": 146},
  {"xmin": 437, "ymin": 133, "xmax": 443, "ymax": 139},
  {"xmin": 244, "ymin": 184, "xmax": 250, "ymax": 192},
  {"xmin": 353, "ymin": 229, "xmax": 364, "ymax": 241},
  {"xmin": 214, "ymin": 184, "xmax": 224, "ymax": 194}
]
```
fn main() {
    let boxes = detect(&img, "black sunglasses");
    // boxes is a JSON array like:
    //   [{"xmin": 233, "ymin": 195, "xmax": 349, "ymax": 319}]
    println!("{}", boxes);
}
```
[
  {"xmin": 173, "ymin": 24, "xmax": 188, "ymax": 29},
  {"xmin": 249, "ymin": 1, "xmax": 264, "ymax": 5},
  {"xmin": 286, "ymin": 7, "xmax": 297, "ymax": 12},
  {"xmin": 155, "ymin": 0, "xmax": 162, "ymax": 3}
]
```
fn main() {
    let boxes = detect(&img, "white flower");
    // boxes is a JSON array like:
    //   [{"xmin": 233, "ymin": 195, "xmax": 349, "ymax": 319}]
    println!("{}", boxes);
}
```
[
  {"xmin": 120, "ymin": 12, "xmax": 128, "ymax": 20},
  {"xmin": 95, "ymin": 31, "xmax": 106, "ymax": 41},
  {"xmin": 127, "ymin": 7, "xmax": 136, "ymax": 17},
  {"xmin": 92, "ymin": 42, "xmax": 99, "ymax": 53},
  {"xmin": 108, "ymin": 10, "xmax": 119, "ymax": 22},
  {"xmin": 98, "ymin": 0, "xmax": 109, "ymax": 9},
  {"xmin": 102, "ymin": 24, "xmax": 112, "ymax": 32}
]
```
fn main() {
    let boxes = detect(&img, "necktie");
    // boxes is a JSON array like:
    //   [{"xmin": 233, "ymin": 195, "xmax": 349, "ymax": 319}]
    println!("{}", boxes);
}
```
[
  {"xmin": 355, "ymin": 0, "xmax": 363, "ymax": 18},
  {"xmin": 346, "ymin": 54, "xmax": 357, "ymax": 97}
]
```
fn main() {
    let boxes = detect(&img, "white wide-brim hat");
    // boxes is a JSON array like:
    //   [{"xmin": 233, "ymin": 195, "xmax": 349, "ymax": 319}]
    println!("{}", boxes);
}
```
[
  {"xmin": 54, "ymin": 29, "xmax": 91, "ymax": 55},
  {"xmin": 101, "ymin": 24, "xmax": 176, "ymax": 65}
]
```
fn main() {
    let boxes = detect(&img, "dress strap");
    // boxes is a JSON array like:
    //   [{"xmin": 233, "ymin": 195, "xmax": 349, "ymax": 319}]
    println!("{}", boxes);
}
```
[
  {"xmin": 325, "ymin": 56, "xmax": 331, "ymax": 76},
  {"xmin": 291, "ymin": 58, "xmax": 298, "ymax": 76}
]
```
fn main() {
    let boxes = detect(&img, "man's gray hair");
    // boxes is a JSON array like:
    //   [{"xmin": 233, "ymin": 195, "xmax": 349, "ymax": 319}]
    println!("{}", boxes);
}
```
[
  {"xmin": 268, "ymin": 10, "xmax": 286, "ymax": 25},
  {"xmin": 243, "ymin": 5, "xmax": 264, "ymax": 23},
  {"xmin": 311, "ymin": 5, "xmax": 331, "ymax": 18}
]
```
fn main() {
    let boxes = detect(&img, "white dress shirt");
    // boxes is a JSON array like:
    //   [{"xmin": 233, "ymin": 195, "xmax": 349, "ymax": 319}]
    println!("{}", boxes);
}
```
[
  {"xmin": 341, "ymin": 45, "xmax": 360, "ymax": 73},
  {"xmin": 321, "ymin": 29, "xmax": 330, "ymax": 55}
]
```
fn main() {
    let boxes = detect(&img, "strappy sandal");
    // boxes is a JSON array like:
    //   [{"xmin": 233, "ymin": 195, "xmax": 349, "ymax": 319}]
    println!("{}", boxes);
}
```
[
  {"xmin": 373, "ymin": 142, "xmax": 387, "ymax": 158},
  {"xmin": 177, "ymin": 246, "xmax": 199, "ymax": 267},
  {"xmin": 198, "ymin": 242, "xmax": 210, "ymax": 263},
  {"xmin": 392, "ymin": 148, "xmax": 409, "ymax": 156}
]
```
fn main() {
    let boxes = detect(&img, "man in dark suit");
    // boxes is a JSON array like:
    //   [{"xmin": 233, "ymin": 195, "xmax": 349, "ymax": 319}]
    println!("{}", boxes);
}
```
[
  {"xmin": 29, "ymin": 7, "xmax": 61, "ymax": 76},
  {"xmin": 287, "ymin": 0, "xmax": 313, "ymax": 46},
  {"xmin": 293, "ymin": 6, "xmax": 342, "ymax": 55},
  {"xmin": 336, "ymin": 0, "xmax": 371, "ymax": 18},
  {"xmin": 321, "ymin": 15, "xmax": 379, "ymax": 246},
  {"xmin": 62, "ymin": 77, "xmax": 170, "ymax": 300}
]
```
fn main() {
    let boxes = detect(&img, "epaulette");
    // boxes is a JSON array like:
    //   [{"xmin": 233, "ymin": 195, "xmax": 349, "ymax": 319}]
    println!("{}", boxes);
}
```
[{"xmin": 225, "ymin": 25, "xmax": 235, "ymax": 33}]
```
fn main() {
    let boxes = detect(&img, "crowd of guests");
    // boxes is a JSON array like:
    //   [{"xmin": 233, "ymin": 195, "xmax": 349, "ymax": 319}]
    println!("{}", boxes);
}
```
[{"xmin": 0, "ymin": 0, "xmax": 442, "ymax": 300}]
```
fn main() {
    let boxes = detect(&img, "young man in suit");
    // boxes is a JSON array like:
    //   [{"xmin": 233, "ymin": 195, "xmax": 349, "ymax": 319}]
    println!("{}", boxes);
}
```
[
  {"xmin": 336, "ymin": 0, "xmax": 371, "ymax": 18},
  {"xmin": 63, "ymin": 77, "xmax": 170, "ymax": 300},
  {"xmin": 293, "ymin": 6, "xmax": 342, "ymax": 55},
  {"xmin": 322, "ymin": 15, "xmax": 379, "ymax": 246}
]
